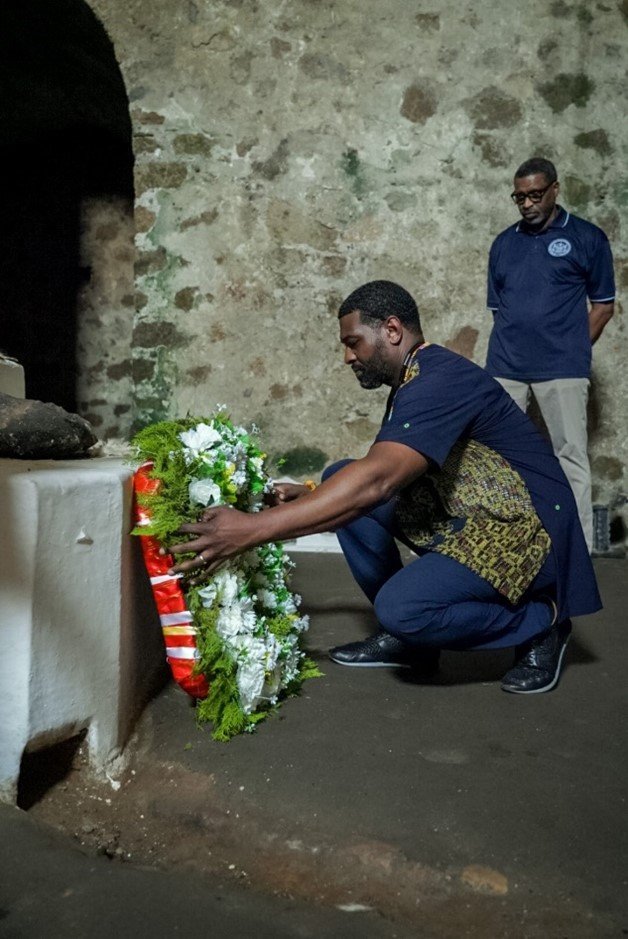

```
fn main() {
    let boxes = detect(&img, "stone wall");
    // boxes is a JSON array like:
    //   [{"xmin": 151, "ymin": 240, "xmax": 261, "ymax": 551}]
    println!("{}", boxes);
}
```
[{"xmin": 88, "ymin": 0, "xmax": 626, "ymax": 513}]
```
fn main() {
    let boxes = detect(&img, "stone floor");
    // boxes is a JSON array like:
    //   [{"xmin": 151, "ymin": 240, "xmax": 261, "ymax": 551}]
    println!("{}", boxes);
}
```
[{"xmin": 1, "ymin": 556, "xmax": 626, "ymax": 938}]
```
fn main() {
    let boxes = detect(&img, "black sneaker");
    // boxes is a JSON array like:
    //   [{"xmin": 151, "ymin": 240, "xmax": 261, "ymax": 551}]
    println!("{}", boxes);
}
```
[
  {"xmin": 329, "ymin": 630, "xmax": 440, "ymax": 672},
  {"xmin": 500, "ymin": 619, "xmax": 572, "ymax": 694}
]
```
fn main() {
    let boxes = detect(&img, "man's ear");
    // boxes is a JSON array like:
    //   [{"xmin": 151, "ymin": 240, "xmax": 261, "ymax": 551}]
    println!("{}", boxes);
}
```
[{"xmin": 384, "ymin": 315, "xmax": 404, "ymax": 346}]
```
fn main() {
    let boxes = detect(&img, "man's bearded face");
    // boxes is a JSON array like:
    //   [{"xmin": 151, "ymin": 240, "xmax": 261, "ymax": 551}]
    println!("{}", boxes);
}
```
[
  {"xmin": 351, "ymin": 333, "xmax": 396, "ymax": 389},
  {"xmin": 340, "ymin": 310, "xmax": 398, "ymax": 389}
]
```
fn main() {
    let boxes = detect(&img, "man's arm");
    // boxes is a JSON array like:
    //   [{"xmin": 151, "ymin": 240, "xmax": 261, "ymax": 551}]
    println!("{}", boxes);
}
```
[
  {"xmin": 589, "ymin": 301, "xmax": 614, "ymax": 343},
  {"xmin": 169, "ymin": 441, "xmax": 429, "ymax": 575},
  {"xmin": 586, "ymin": 229, "xmax": 614, "ymax": 344},
  {"xmin": 487, "ymin": 240, "xmax": 501, "ymax": 314}
]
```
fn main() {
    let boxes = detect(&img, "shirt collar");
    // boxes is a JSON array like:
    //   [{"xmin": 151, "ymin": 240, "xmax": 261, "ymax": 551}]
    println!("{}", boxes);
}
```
[{"xmin": 515, "ymin": 205, "xmax": 569, "ymax": 235}]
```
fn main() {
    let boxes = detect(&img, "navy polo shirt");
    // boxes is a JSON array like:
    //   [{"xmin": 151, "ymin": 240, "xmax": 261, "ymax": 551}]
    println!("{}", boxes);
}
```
[{"xmin": 486, "ymin": 207, "xmax": 615, "ymax": 381}]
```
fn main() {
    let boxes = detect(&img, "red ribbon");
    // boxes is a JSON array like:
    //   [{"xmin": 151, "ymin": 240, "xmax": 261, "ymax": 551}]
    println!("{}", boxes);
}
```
[{"xmin": 133, "ymin": 461, "xmax": 209, "ymax": 699}]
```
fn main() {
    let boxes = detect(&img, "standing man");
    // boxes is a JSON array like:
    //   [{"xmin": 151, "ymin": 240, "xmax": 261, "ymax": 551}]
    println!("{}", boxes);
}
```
[
  {"xmin": 486, "ymin": 157, "xmax": 615, "ymax": 552},
  {"xmin": 169, "ymin": 281, "xmax": 601, "ymax": 695}
]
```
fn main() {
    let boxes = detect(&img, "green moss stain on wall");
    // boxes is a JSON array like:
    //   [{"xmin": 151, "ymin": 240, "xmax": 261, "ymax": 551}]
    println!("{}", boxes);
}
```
[
  {"xmin": 573, "ymin": 129, "xmax": 612, "ymax": 156},
  {"xmin": 563, "ymin": 175, "xmax": 592, "ymax": 210},
  {"xmin": 132, "ymin": 346, "xmax": 179, "ymax": 432},
  {"xmin": 537, "ymin": 73, "xmax": 595, "ymax": 113},
  {"xmin": 274, "ymin": 446, "xmax": 329, "ymax": 476},
  {"xmin": 341, "ymin": 148, "xmax": 367, "ymax": 201}
]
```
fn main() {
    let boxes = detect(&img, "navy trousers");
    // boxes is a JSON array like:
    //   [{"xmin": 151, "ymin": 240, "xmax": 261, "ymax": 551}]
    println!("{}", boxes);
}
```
[{"xmin": 323, "ymin": 460, "xmax": 557, "ymax": 651}]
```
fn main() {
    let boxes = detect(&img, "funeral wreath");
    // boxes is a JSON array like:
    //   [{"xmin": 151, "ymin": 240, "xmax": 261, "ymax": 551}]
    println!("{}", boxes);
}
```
[{"xmin": 131, "ymin": 410, "xmax": 320, "ymax": 740}]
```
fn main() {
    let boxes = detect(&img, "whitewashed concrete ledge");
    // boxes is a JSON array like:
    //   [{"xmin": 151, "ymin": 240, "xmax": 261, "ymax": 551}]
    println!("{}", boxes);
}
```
[
  {"xmin": 0, "ymin": 456, "xmax": 339, "ymax": 803},
  {"xmin": 0, "ymin": 458, "xmax": 165, "ymax": 804}
]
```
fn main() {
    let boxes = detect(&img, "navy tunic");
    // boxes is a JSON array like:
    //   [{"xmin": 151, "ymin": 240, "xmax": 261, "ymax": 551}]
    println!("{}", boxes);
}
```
[{"xmin": 375, "ymin": 344, "xmax": 602, "ymax": 620}]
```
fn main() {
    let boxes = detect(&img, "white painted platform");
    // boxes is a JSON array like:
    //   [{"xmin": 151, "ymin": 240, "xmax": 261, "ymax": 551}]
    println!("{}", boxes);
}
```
[
  {"xmin": 0, "ymin": 458, "xmax": 165, "ymax": 803},
  {"xmin": 272, "ymin": 478, "xmax": 341, "ymax": 554},
  {"xmin": 285, "ymin": 532, "xmax": 341, "ymax": 553}
]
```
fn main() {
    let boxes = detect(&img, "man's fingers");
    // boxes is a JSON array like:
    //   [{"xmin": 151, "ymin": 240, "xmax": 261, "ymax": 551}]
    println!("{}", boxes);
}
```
[
  {"xmin": 176, "ymin": 521, "xmax": 210, "ymax": 534},
  {"xmin": 169, "ymin": 548, "xmax": 215, "ymax": 575},
  {"xmin": 168, "ymin": 541, "xmax": 198, "ymax": 556},
  {"xmin": 168, "ymin": 556, "xmax": 197, "ymax": 574},
  {"xmin": 168, "ymin": 535, "xmax": 210, "ymax": 556},
  {"xmin": 187, "ymin": 558, "xmax": 227, "ymax": 586},
  {"xmin": 200, "ymin": 507, "xmax": 221, "ymax": 522},
  {"xmin": 158, "ymin": 503, "xmax": 241, "ymax": 573}
]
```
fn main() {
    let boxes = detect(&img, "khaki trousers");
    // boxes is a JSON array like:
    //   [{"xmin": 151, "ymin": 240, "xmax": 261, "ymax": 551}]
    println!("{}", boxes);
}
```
[{"xmin": 495, "ymin": 377, "xmax": 592, "ymax": 552}]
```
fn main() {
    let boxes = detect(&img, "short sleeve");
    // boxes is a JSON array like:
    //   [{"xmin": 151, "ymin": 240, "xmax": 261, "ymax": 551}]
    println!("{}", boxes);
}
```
[
  {"xmin": 586, "ymin": 230, "xmax": 615, "ymax": 303},
  {"xmin": 487, "ymin": 239, "xmax": 500, "ymax": 311},
  {"xmin": 375, "ymin": 355, "xmax": 489, "ymax": 468}
]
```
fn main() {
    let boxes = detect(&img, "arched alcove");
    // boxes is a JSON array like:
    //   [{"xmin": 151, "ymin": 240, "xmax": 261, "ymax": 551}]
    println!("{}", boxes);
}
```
[{"xmin": 0, "ymin": 0, "xmax": 134, "ymax": 434}]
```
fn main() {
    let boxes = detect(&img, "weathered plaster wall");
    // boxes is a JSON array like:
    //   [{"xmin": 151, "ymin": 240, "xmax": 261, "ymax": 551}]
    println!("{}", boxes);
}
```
[
  {"xmin": 77, "ymin": 197, "xmax": 136, "ymax": 438},
  {"xmin": 89, "ymin": 0, "xmax": 626, "ymax": 510}
]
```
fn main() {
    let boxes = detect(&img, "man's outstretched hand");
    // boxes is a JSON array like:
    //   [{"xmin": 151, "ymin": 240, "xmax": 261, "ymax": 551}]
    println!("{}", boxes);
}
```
[
  {"xmin": 167, "ymin": 506, "xmax": 258, "ymax": 580},
  {"xmin": 265, "ymin": 482, "xmax": 310, "ymax": 505},
  {"xmin": 166, "ymin": 484, "xmax": 312, "ymax": 583}
]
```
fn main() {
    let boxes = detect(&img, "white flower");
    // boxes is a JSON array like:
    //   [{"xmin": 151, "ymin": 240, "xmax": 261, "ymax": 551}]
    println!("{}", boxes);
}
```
[
  {"xmin": 244, "ymin": 550, "xmax": 262, "ymax": 570},
  {"xmin": 281, "ymin": 632, "xmax": 299, "ymax": 651},
  {"xmin": 231, "ymin": 633, "xmax": 265, "ymax": 662},
  {"xmin": 198, "ymin": 581, "xmax": 218, "ymax": 607},
  {"xmin": 189, "ymin": 477, "xmax": 223, "ymax": 506},
  {"xmin": 216, "ymin": 605, "xmax": 244, "ymax": 640},
  {"xmin": 242, "ymin": 610, "xmax": 257, "ymax": 632},
  {"xmin": 179, "ymin": 423, "xmax": 222, "ymax": 463},
  {"xmin": 248, "ymin": 493, "xmax": 264, "ymax": 513},
  {"xmin": 217, "ymin": 571, "xmax": 239, "ymax": 606},
  {"xmin": 262, "ymin": 663, "xmax": 282, "ymax": 700},
  {"xmin": 231, "ymin": 634, "xmax": 267, "ymax": 709},
  {"xmin": 237, "ymin": 661, "xmax": 266, "ymax": 713},
  {"xmin": 281, "ymin": 647, "xmax": 303, "ymax": 686},
  {"xmin": 279, "ymin": 596, "xmax": 297, "ymax": 614},
  {"xmin": 264, "ymin": 632, "xmax": 281, "ymax": 668},
  {"xmin": 296, "ymin": 614, "xmax": 310, "ymax": 633},
  {"xmin": 258, "ymin": 588, "xmax": 278, "ymax": 610},
  {"xmin": 239, "ymin": 595, "xmax": 255, "ymax": 614},
  {"xmin": 231, "ymin": 470, "xmax": 247, "ymax": 489}
]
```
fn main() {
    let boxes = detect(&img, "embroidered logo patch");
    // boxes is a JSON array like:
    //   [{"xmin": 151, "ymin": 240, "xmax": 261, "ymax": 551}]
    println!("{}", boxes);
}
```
[{"xmin": 548, "ymin": 238, "xmax": 571, "ymax": 257}]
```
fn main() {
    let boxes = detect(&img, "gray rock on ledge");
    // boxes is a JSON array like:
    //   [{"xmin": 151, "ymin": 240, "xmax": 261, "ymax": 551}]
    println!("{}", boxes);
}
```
[{"xmin": 0, "ymin": 392, "xmax": 97, "ymax": 459}]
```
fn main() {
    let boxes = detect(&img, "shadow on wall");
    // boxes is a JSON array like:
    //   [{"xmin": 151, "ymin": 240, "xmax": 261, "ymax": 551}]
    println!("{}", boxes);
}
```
[{"xmin": 0, "ymin": 0, "xmax": 133, "ymax": 413}]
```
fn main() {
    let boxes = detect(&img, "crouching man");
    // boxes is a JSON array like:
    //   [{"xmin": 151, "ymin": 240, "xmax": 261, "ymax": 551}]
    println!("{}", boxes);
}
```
[{"xmin": 170, "ymin": 281, "xmax": 601, "ymax": 694}]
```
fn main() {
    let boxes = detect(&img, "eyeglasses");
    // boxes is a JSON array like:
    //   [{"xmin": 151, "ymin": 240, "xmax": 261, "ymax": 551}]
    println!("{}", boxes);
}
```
[{"xmin": 510, "ymin": 184, "xmax": 554, "ymax": 205}]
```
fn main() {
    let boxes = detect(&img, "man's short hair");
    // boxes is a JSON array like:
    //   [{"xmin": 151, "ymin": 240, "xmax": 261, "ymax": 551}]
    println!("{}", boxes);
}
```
[
  {"xmin": 338, "ymin": 280, "xmax": 421, "ymax": 332},
  {"xmin": 514, "ymin": 157, "xmax": 557, "ymax": 184}
]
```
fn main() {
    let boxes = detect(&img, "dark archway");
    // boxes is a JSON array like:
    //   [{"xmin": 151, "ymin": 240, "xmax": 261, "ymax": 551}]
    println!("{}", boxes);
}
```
[{"xmin": 0, "ymin": 0, "xmax": 133, "ymax": 412}]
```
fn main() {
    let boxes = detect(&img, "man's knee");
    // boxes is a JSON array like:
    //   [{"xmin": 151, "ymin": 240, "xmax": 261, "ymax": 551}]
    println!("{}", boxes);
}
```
[
  {"xmin": 374, "ymin": 581, "xmax": 440, "ymax": 642},
  {"xmin": 321, "ymin": 458, "xmax": 354, "ymax": 483}
]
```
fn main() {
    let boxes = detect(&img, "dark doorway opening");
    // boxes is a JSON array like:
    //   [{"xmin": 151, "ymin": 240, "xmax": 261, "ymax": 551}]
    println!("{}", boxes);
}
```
[{"xmin": 0, "ymin": 0, "xmax": 134, "ymax": 413}]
